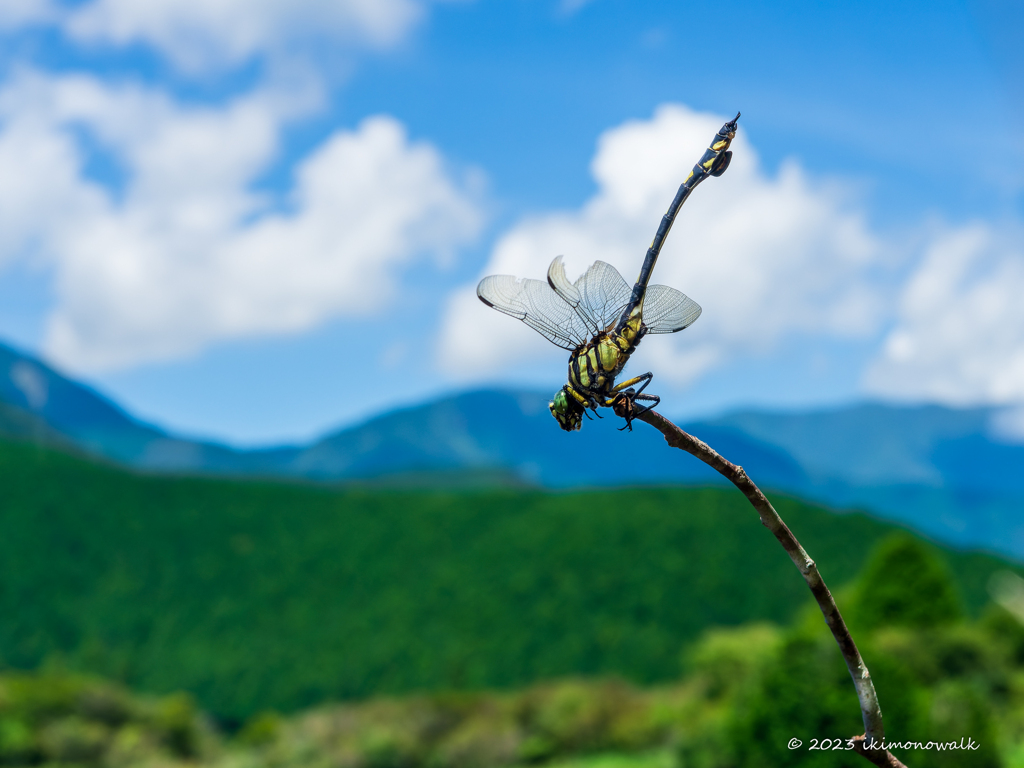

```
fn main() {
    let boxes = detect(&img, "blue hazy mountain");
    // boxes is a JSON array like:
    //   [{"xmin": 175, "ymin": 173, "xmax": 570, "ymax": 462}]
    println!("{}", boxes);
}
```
[
  {"xmin": 702, "ymin": 405, "xmax": 1024, "ymax": 555},
  {"xmin": 0, "ymin": 341, "xmax": 806, "ymax": 487},
  {"xmin": 290, "ymin": 394, "xmax": 1024, "ymax": 558},
  {"xmin": 707, "ymin": 405, "xmax": 1021, "ymax": 492},
  {"xmin": 2, "ymin": 339, "xmax": 1023, "ymax": 558},
  {"xmin": 0, "ymin": 341, "xmax": 292, "ymax": 474},
  {"xmin": 284, "ymin": 389, "xmax": 809, "ymax": 489}
]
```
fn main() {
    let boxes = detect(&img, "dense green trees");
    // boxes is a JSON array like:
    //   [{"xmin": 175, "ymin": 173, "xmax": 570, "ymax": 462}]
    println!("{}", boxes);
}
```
[
  {"xmin": 850, "ymin": 533, "xmax": 964, "ymax": 630},
  {"xmin": 689, "ymin": 536, "xmax": 1012, "ymax": 767},
  {"xmin": 0, "ymin": 439, "xmax": 1019, "ymax": 724},
  {"xmin": 0, "ymin": 672, "xmax": 210, "ymax": 766},
  {"xmin": 6, "ymin": 587, "xmax": 1024, "ymax": 766},
  {"xmin": 4, "ymin": 439, "xmax": 1024, "ymax": 764}
]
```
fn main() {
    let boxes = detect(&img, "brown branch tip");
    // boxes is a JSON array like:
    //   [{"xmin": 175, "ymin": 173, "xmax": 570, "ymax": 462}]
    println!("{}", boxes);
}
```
[{"xmin": 636, "ymin": 409, "xmax": 908, "ymax": 768}]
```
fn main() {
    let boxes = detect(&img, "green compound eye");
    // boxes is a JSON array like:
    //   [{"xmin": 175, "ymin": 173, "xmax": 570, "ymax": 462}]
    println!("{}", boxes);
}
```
[
  {"xmin": 551, "ymin": 389, "xmax": 569, "ymax": 414},
  {"xmin": 549, "ymin": 389, "xmax": 583, "ymax": 432}
]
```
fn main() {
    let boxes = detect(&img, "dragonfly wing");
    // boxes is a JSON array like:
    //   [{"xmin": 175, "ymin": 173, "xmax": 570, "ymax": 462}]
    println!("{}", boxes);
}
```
[
  {"xmin": 642, "ymin": 284, "xmax": 702, "ymax": 333},
  {"xmin": 548, "ymin": 257, "xmax": 632, "ymax": 333},
  {"xmin": 575, "ymin": 260, "xmax": 633, "ymax": 331},
  {"xmin": 546, "ymin": 256, "xmax": 597, "ymax": 336},
  {"xmin": 477, "ymin": 274, "xmax": 589, "ymax": 351}
]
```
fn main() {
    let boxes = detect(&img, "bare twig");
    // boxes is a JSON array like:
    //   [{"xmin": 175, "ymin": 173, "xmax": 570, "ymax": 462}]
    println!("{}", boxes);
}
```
[{"xmin": 637, "ymin": 409, "xmax": 907, "ymax": 768}]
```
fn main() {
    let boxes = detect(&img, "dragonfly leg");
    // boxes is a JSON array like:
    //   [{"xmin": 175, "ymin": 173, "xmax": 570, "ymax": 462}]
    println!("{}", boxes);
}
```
[
  {"xmin": 609, "ymin": 372, "xmax": 654, "ymax": 429},
  {"xmin": 610, "ymin": 379, "xmax": 659, "ymax": 431},
  {"xmin": 615, "ymin": 393, "xmax": 660, "ymax": 432},
  {"xmin": 569, "ymin": 385, "xmax": 604, "ymax": 418},
  {"xmin": 612, "ymin": 372, "xmax": 653, "ymax": 395},
  {"xmin": 567, "ymin": 386, "xmax": 589, "ymax": 407},
  {"xmin": 632, "ymin": 392, "xmax": 660, "ymax": 418},
  {"xmin": 633, "ymin": 374, "xmax": 653, "ymax": 397},
  {"xmin": 563, "ymin": 385, "xmax": 598, "ymax": 420}
]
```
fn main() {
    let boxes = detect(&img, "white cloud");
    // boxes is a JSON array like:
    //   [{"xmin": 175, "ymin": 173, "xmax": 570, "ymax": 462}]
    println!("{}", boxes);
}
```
[
  {"xmin": 0, "ymin": 0, "xmax": 56, "ymax": 29},
  {"xmin": 0, "ymin": 70, "xmax": 481, "ymax": 371},
  {"xmin": 0, "ymin": 0, "xmax": 457, "ymax": 73},
  {"xmin": 63, "ymin": 0, "xmax": 431, "ymax": 72},
  {"xmin": 864, "ymin": 224, "xmax": 1024, "ymax": 405},
  {"xmin": 439, "ymin": 104, "xmax": 886, "ymax": 388},
  {"xmin": 989, "ymin": 405, "xmax": 1024, "ymax": 443}
]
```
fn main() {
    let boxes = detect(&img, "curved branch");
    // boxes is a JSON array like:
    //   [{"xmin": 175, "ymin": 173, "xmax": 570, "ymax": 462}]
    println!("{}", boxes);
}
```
[{"xmin": 637, "ymin": 409, "xmax": 907, "ymax": 768}]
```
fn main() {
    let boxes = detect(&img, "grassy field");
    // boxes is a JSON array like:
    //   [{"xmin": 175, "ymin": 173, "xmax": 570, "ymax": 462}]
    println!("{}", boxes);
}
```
[{"xmin": 0, "ymin": 438, "xmax": 1018, "ymax": 722}]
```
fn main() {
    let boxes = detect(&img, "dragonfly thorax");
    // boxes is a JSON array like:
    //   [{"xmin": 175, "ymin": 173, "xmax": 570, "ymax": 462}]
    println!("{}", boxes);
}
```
[{"xmin": 568, "ymin": 329, "xmax": 640, "ymax": 398}]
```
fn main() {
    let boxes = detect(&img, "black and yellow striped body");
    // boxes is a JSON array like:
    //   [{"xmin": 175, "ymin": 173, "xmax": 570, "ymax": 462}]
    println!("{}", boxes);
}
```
[
  {"xmin": 614, "ymin": 113, "xmax": 740, "ymax": 334},
  {"xmin": 565, "ymin": 114, "xmax": 739, "ymax": 411},
  {"xmin": 547, "ymin": 112, "xmax": 741, "ymax": 431},
  {"xmin": 565, "ymin": 309, "xmax": 645, "ymax": 409}
]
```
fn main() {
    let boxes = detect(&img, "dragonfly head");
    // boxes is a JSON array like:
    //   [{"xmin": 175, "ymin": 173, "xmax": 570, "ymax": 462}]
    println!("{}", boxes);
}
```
[{"xmin": 550, "ymin": 386, "xmax": 584, "ymax": 432}]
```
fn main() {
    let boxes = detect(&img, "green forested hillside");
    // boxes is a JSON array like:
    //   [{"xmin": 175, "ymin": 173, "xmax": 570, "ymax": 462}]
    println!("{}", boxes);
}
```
[{"xmin": 0, "ymin": 439, "xmax": 1017, "ymax": 722}]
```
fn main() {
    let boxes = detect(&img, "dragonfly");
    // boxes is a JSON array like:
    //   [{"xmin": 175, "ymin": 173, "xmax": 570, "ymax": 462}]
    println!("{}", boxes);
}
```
[{"xmin": 477, "ymin": 113, "xmax": 740, "ymax": 432}]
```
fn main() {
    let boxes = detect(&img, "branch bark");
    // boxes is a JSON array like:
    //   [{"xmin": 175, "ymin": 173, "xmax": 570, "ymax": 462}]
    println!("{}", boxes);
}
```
[{"xmin": 636, "ymin": 409, "xmax": 908, "ymax": 768}]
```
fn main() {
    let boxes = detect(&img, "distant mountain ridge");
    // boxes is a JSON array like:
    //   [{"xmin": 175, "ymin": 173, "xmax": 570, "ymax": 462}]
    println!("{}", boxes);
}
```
[
  {"xmin": 2, "ymin": 339, "xmax": 1023, "ymax": 558},
  {"xmin": 0, "ymin": 342, "xmax": 294, "ymax": 474},
  {"xmin": 710, "ymin": 405, "xmax": 1022, "ymax": 493}
]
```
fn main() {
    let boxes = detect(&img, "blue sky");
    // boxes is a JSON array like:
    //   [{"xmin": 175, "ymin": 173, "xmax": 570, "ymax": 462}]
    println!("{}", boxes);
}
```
[{"xmin": 0, "ymin": 0, "xmax": 1022, "ymax": 445}]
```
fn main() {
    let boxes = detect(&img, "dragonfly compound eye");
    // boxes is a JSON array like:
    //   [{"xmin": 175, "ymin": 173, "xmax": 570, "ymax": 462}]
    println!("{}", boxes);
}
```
[{"xmin": 550, "ymin": 388, "xmax": 584, "ymax": 431}]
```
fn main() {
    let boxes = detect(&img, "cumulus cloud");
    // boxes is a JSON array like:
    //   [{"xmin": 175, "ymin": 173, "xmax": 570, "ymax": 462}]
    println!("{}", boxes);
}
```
[
  {"xmin": 0, "ymin": 0, "xmax": 56, "ymax": 29},
  {"xmin": 0, "ymin": 0, "xmax": 455, "ymax": 73},
  {"xmin": 0, "ymin": 70, "xmax": 481, "ymax": 371},
  {"xmin": 439, "ymin": 104, "xmax": 886, "ymax": 387},
  {"xmin": 864, "ymin": 224, "xmax": 1024, "ymax": 405},
  {"xmin": 65, "ymin": 0, "xmax": 427, "ymax": 72}
]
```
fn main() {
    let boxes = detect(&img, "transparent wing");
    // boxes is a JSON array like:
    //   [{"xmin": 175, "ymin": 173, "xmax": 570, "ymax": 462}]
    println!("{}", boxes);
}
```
[
  {"xmin": 642, "ymin": 284, "xmax": 702, "ymax": 334},
  {"xmin": 477, "ymin": 274, "xmax": 590, "ymax": 351},
  {"xmin": 547, "ymin": 256, "xmax": 632, "ymax": 334}
]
